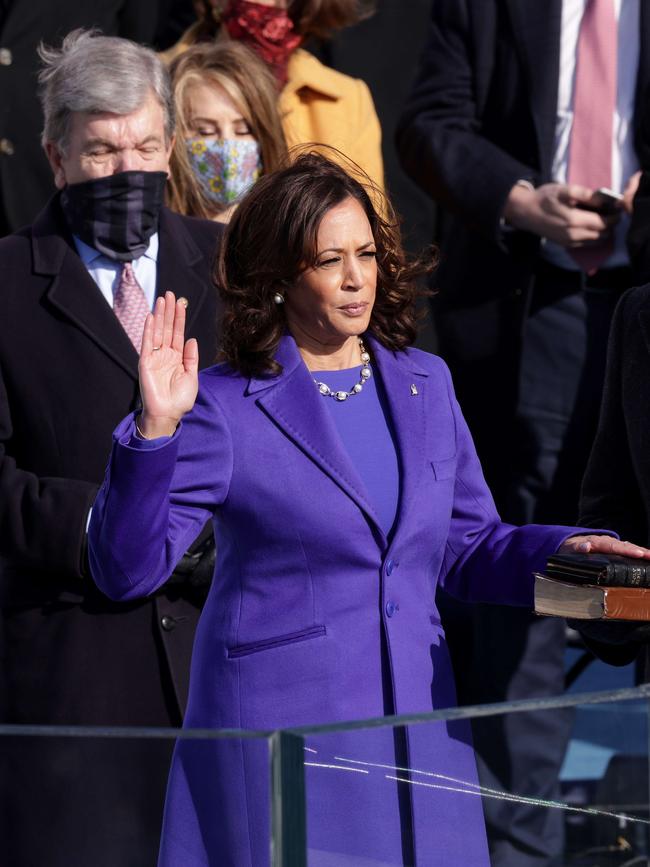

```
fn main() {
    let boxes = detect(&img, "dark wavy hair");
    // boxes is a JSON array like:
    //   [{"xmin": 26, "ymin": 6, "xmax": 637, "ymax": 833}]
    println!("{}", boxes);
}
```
[
  {"xmin": 195, "ymin": 0, "xmax": 373, "ymax": 40},
  {"xmin": 217, "ymin": 151, "xmax": 434, "ymax": 377}
]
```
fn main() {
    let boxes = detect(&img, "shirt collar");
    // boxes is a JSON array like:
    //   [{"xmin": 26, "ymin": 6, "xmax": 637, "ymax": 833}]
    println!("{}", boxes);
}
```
[{"xmin": 73, "ymin": 232, "xmax": 159, "ymax": 266}]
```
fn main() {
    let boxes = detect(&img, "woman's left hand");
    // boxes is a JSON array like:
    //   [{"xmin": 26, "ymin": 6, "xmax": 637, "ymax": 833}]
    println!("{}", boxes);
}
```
[{"xmin": 558, "ymin": 535, "xmax": 650, "ymax": 558}]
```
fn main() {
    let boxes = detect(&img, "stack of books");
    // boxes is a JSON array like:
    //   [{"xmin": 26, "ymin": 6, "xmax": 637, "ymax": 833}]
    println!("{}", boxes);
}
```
[{"xmin": 534, "ymin": 553, "xmax": 650, "ymax": 620}]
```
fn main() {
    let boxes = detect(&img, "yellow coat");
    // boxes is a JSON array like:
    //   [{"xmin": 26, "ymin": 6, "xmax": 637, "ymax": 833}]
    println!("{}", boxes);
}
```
[
  {"xmin": 163, "ymin": 33, "xmax": 384, "ymax": 190},
  {"xmin": 280, "ymin": 49, "xmax": 384, "ymax": 190}
]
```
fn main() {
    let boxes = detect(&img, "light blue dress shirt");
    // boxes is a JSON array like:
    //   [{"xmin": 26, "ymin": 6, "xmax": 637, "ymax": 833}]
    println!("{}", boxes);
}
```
[{"xmin": 73, "ymin": 233, "xmax": 159, "ymax": 311}]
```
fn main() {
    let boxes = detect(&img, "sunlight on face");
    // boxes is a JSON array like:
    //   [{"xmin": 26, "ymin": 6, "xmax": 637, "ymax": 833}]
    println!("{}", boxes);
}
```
[
  {"xmin": 185, "ymin": 81, "xmax": 255, "ymax": 142},
  {"xmin": 285, "ymin": 196, "xmax": 378, "ymax": 351},
  {"xmin": 47, "ymin": 91, "xmax": 172, "ymax": 189}
]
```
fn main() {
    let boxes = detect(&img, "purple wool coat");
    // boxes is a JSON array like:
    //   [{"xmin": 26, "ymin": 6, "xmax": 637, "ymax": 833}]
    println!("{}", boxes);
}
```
[{"xmin": 89, "ymin": 335, "xmax": 581, "ymax": 866}]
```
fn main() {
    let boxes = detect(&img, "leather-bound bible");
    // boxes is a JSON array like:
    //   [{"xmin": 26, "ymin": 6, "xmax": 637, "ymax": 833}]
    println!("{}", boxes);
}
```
[{"xmin": 534, "ymin": 574, "xmax": 650, "ymax": 620}]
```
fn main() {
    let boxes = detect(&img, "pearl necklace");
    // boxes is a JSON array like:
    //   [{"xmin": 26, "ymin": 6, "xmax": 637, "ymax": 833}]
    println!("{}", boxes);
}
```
[{"xmin": 313, "ymin": 338, "xmax": 372, "ymax": 402}]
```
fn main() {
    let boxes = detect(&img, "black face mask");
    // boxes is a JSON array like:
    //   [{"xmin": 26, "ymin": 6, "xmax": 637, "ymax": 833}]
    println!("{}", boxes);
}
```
[{"xmin": 60, "ymin": 170, "xmax": 167, "ymax": 262}]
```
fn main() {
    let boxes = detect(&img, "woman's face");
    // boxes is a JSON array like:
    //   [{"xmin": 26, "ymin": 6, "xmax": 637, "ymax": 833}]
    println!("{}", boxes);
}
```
[
  {"xmin": 285, "ymin": 196, "xmax": 378, "ymax": 348},
  {"xmin": 184, "ymin": 81, "xmax": 255, "ymax": 142}
]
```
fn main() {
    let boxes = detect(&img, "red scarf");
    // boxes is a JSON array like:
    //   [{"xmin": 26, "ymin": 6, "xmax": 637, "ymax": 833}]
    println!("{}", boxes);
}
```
[{"xmin": 221, "ymin": 0, "xmax": 302, "ymax": 87}]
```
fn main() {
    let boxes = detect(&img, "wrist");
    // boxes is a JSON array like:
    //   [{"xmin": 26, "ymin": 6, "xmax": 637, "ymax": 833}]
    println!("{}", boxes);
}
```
[
  {"xmin": 136, "ymin": 413, "xmax": 180, "ymax": 440},
  {"xmin": 502, "ymin": 180, "xmax": 536, "ymax": 230}
]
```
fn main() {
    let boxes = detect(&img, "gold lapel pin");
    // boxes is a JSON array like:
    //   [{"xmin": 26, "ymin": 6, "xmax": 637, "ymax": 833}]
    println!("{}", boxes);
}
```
[{"xmin": 410, "ymin": 384, "xmax": 418, "ymax": 396}]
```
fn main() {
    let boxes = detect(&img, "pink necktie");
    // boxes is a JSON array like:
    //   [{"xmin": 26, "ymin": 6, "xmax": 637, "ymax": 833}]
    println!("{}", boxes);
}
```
[
  {"xmin": 567, "ymin": 0, "xmax": 617, "ymax": 274},
  {"xmin": 113, "ymin": 262, "xmax": 150, "ymax": 352}
]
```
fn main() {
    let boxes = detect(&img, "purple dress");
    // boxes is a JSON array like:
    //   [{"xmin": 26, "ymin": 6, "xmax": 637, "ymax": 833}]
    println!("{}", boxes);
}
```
[
  {"xmin": 88, "ymin": 335, "xmax": 589, "ymax": 866},
  {"xmin": 317, "ymin": 364, "xmax": 400, "ymax": 538}
]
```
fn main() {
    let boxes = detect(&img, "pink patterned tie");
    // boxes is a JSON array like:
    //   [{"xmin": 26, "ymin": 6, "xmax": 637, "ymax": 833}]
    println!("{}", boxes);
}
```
[
  {"xmin": 113, "ymin": 262, "xmax": 150, "ymax": 352},
  {"xmin": 567, "ymin": 0, "xmax": 617, "ymax": 274}
]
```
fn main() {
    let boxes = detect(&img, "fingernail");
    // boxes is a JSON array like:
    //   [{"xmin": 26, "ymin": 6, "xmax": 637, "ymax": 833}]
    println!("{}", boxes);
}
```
[{"xmin": 578, "ymin": 543, "xmax": 590, "ymax": 552}]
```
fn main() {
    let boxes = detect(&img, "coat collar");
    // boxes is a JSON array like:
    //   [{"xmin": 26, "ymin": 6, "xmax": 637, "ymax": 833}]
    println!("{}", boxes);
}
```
[
  {"xmin": 32, "ymin": 198, "xmax": 212, "ymax": 381},
  {"xmin": 248, "ymin": 334, "xmax": 430, "ymax": 547},
  {"xmin": 283, "ymin": 48, "xmax": 345, "ymax": 100}
]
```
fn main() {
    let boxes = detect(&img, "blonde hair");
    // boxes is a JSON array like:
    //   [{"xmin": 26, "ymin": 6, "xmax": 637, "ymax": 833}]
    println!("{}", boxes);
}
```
[{"xmin": 167, "ymin": 41, "xmax": 288, "ymax": 219}]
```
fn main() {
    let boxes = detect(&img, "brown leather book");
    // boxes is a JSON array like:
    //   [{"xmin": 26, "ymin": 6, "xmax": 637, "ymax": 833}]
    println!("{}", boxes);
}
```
[{"xmin": 534, "ymin": 574, "xmax": 650, "ymax": 620}]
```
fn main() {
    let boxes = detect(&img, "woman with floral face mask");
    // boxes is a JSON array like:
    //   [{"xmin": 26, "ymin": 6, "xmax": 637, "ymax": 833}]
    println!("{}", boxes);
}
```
[
  {"xmin": 167, "ymin": 41, "xmax": 288, "ymax": 223},
  {"xmin": 163, "ymin": 0, "xmax": 385, "ymax": 191}
]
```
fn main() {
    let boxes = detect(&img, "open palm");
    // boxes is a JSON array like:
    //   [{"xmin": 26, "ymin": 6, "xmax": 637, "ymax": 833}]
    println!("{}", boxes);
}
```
[{"xmin": 138, "ymin": 291, "xmax": 199, "ymax": 438}]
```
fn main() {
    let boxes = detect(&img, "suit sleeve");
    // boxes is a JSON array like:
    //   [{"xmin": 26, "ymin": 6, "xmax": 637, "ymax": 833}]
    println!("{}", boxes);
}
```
[
  {"xmin": 89, "ymin": 378, "xmax": 233, "ymax": 601},
  {"xmin": 628, "ymin": 173, "xmax": 650, "ymax": 284},
  {"xmin": 575, "ymin": 288, "xmax": 650, "ymax": 665},
  {"xmin": 396, "ymin": 0, "xmax": 537, "ymax": 241},
  {"xmin": 579, "ymin": 289, "xmax": 647, "ymax": 541},
  {"xmin": 0, "ymin": 362, "xmax": 98, "ymax": 578},
  {"xmin": 436, "ymin": 361, "xmax": 606, "ymax": 605}
]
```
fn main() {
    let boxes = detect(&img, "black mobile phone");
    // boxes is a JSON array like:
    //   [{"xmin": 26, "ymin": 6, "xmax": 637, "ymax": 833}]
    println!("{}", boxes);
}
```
[{"xmin": 585, "ymin": 187, "xmax": 624, "ymax": 214}]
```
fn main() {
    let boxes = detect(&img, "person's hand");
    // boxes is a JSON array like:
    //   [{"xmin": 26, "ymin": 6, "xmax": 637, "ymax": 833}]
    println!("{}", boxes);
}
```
[
  {"xmin": 558, "ymin": 534, "xmax": 650, "ymax": 558},
  {"xmin": 622, "ymin": 170, "xmax": 642, "ymax": 214},
  {"xmin": 138, "ymin": 291, "xmax": 199, "ymax": 439},
  {"xmin": 502, "ymin": 182, "xmax": 619, "ymax": 246}
]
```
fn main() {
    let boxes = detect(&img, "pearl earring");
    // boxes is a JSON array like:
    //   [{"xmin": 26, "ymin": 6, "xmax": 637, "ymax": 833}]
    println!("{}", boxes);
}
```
[{"xmin": 273, "ymin": 292, "xmax": 285, "ymax": 305}]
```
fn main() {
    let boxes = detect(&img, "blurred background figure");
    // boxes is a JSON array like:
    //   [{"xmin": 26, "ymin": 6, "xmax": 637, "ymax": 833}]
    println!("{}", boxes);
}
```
[
  {"xmin": 163, "ymin": 0, "xmax": 385, "ymax": 189},
  {"xmin": 397, "ymin": 1, "xmax": 650, "ymax": 865},
  {"xmin": 0, "ymin": 1, "xmax": 160, "ymax": 236},
  {"xmin": 0, "ymin": 30, "xmax": 222, "ymax": 867},
  {"xmin": 167, "ymin": 40, "xmax": 287, "ymax": 222},
  {"xmin": 307, "ymin": 0, "xmax": 434, "ymax": 256}
]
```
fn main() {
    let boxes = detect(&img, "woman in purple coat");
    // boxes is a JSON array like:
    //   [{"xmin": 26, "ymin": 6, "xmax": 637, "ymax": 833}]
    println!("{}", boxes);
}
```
[{"xmin": 88, "ymin": 154, "xmax": 645, "ymax": 866}]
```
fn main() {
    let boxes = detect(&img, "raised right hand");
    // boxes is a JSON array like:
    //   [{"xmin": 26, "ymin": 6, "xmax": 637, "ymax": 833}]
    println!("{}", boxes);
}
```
[
  {"xmin": 138, "ymin": 291, "xmax": 199, "ymax": 439},
  {"xmin": 503, "ymin": 182, "xmax": 619, "ymax": 247}
]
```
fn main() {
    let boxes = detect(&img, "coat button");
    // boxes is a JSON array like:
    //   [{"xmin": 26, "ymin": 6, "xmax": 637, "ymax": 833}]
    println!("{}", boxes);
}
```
[
  {"xmin": 385, "ymin": 601, "xmax": 398, "ymax": 618},
  {"xmin": 0, "ymin": 138, "xmax": 14, "ymax": 155},
  {"xmin": 161, "ymin": 615, "xmax": 176, "ymax": 631},
  {"xmin": 0, "ymin": 48, "xmax": 12, "ymax": 66},
  {"xmin": 386, "ymin": 559, "xmax": 394, "ymax": 576}
]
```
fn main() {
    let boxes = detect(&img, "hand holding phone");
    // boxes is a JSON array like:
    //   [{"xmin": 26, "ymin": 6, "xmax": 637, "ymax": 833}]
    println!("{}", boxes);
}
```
[{"xmin": 581, "ymin": 187, "xmax": 624, "ymax": 215}]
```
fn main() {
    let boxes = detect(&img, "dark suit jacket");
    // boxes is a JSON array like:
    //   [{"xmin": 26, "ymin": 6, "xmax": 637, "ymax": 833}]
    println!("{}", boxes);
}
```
[
  {"xmin": 0, "ymin": 1, "xmax": 160, "ymax": 236},
  {"xmin": 577, "ymin": 283, "xmax": 650, "ymax": 674},
  {"xmin": 396, "ymin": 0, "xmax": 650, "ymax": 361},
  {"xmin": 0, "ymin": 197, "xmax": 223, "ymax": 718},
  {"xmin": 0, "ymin": 197, "xmax": 222, "ymax": 866}
]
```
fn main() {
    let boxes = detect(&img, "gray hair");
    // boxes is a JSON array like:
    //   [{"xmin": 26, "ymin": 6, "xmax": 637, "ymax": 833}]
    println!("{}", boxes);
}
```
[{"xmin": 38, "ymin": 29, "xmax": 175, "ymax": 153}]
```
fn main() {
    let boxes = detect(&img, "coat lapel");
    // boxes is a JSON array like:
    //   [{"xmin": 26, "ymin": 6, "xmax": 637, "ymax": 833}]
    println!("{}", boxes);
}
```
[
  {"xmin": 249, "ymin": 335, "xmax": 386, "ymax": 543},
  {"xmin": 35, "ymin": 203, "xmax": 220, "ymax": 380},
  {"xmin": 505, "ymin": 0, "xmax": 562, "ymax": 177},
  {"xmin": 157, "ymin": 209, "xmax": 219, "ymax": 363},
  {"xmin": 367, "ymin": 337, "xmax": 429, "ymax": 535},
  {"xmin": 249, "ymin": 335, "xmax": 431, "ymax": 546},
  {"xmin": 34, "ymin": 198, "xmax": 140, "ymax": 380}
]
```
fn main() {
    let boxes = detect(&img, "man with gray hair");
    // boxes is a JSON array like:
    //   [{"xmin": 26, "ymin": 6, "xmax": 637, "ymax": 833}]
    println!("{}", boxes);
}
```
[{"xmin": 0, "ymin": 29, "xmax": 222, "ymax": 867}]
